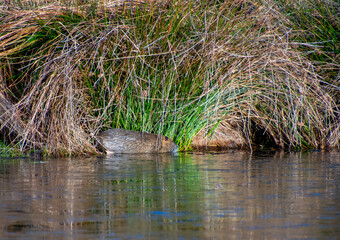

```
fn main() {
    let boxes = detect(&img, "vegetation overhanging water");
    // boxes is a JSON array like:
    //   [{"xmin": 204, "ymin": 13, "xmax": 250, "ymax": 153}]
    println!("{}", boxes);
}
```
[{"xmin": 0, "ymin": 0, "xmax": 339, "ymax": 156}]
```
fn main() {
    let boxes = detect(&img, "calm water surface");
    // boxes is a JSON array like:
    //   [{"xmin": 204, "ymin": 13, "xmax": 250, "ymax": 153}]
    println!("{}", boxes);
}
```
[{"xmin": 0, "ymin": 151, "xmax": 340, "ymax": 239}]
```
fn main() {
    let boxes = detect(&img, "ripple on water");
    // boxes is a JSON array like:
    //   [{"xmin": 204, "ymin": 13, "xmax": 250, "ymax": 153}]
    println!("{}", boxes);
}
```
[{"xmin": 0, "ymin": 152, "xmax": 339, "ymax": 239}]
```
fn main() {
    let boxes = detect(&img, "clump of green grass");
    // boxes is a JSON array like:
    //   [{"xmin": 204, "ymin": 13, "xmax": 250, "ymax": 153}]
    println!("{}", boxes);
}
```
[
  {"xmin": 0, "ymin": 0, "xmax": 339, "ymax": 155},
  {"xmin": 0, "ymin": 140, "xmax": 23, "ymax": 157}
]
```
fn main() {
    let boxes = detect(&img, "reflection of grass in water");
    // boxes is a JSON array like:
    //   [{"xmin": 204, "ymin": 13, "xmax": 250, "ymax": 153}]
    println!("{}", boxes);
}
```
[
  {"xmin": 164, "ymin": 156, "xmax": 204, "ymax": 192},
  {"xmin": 102, "ymin": 155, "xmax": 205, "ymax": 217}
]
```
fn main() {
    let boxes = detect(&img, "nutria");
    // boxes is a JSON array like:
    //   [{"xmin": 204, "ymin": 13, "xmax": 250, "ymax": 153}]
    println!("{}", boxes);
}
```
[{"xmin": 97, "ymin": 128, "xmax": 178, "ymax": 154}]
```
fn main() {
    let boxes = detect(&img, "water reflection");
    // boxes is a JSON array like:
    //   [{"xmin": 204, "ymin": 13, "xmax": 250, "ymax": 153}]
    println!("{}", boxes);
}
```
[{"xmin": 0, "ymin": 151, "xmax": 339, "ymax": 239}]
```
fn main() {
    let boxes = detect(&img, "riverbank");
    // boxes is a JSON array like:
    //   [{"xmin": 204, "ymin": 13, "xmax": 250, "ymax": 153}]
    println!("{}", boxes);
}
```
[{"xmin": 1, "ymin": 0, "xmax": 339, "ymax": 156}]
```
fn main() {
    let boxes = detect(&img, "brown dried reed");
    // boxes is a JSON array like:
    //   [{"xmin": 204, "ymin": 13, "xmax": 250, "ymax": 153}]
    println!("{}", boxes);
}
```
[{"xmin": 0, "ymin": 0, "xmax": 339, "ymax": 155}]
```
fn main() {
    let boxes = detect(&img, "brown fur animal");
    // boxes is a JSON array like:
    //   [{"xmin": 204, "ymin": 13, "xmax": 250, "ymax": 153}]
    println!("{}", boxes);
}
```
[{"xmin": 97, "ymin": 128, "xmax": 178, "ymax": 154}]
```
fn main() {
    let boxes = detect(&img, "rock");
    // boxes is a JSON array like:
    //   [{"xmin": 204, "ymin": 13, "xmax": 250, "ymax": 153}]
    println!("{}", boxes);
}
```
[{"xmin": 191, "ymin": 122, "xmax": 246, "ymax": 149}]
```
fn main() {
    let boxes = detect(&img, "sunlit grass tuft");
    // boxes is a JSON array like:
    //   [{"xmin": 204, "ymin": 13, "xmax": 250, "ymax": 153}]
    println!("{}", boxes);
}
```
[{"xmin": 0, "ymin": 0, "xmax": 339, "ymax": 155}]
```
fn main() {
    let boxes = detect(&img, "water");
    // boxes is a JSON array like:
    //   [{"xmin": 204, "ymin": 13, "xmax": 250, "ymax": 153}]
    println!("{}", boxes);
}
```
[{"xmin": 0, "ymin": 151, "xmax": 339, "ymax": 239}]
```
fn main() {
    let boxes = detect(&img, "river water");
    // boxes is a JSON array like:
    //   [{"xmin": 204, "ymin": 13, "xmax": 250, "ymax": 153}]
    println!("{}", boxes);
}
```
[{"xmin": 0, "ymin": 151, "xmax": 339, "ymax": 239}]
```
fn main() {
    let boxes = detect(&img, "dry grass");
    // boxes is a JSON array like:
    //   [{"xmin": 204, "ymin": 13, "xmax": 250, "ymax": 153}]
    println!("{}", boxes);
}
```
[{"xmin": 0, "ymin": 0, "xmax": 339, "ymax": 155}]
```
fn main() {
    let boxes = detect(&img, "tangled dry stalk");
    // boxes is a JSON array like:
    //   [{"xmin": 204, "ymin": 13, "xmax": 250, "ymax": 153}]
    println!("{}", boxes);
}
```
[{"xmin": 0, "ymin": 0, "xmax": 339, "ymax": 155}]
